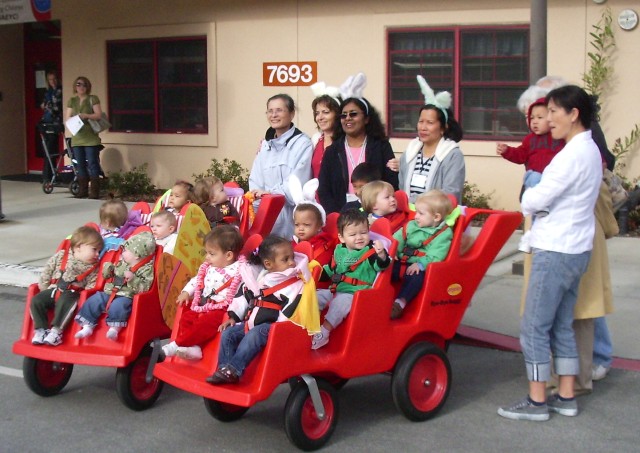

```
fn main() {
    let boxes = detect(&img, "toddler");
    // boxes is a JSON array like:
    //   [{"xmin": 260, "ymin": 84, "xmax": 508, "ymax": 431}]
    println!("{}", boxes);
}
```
[
  {"xmin": 162, "ymin": 226, "xmax": 246, "ymax": 361},
  {"xmin": 496, "ymin": 98, "xmax": 564, "ymax": 252},
  {"xmin": 75, "ymin": 231, "xmax": 156, "ymax": 341},
  {"xmin": 341, "ymin": 162, "xmax": 381, "ymax": 212},
  {"xmin": 166, "ymin": 180, "xmax": 195, "ymax": 215},
  {"xmin": 150, "ymin": 210, "xmax": 178, "ymax": 255},
  {"xmin": 99, "ymin": 199, "xmax": 143, "ymax": 255},
  {"xmin": 361, "ymin": 180, "xmax": 406, "ymax": 232},
  {"xmin": 31, "ymin": 226, "xmax": 104, "ymax": 346},
  {"xmin": 391, "ymin": 190, "xmax": 453, "ymax": 319},
  {"xmin": 207, "ymin": 235, "xmax": 311, "ymax": 384},
  {"xmin": 312, "ymin": 209, "xmax": 390, "ymax": 350},
  {"xmin": 194, "ymin": 176, "xmax": 239, "ymax": 228}
]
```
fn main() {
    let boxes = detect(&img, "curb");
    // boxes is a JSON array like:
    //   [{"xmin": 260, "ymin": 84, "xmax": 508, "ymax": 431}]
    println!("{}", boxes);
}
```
[{"xmin": 0, "ymin": 263, "xmax": 41, "ymax": 288}]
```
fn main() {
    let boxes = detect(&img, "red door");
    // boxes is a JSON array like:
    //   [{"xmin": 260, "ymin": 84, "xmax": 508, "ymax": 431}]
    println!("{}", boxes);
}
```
[{"xmin": 24, "ymin": 21, "xmax": 62, "ymax": 173}]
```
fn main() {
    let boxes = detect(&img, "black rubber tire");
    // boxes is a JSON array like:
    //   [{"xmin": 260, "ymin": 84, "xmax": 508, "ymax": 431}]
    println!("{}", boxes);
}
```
[
  {"xmin": 43, "ymin": 182, "xmax": 54, "ymax": 194},
  {"xmin": 284, "ymin": 379, "xmax": 338, "ymax": 451},
  {"xmin": 69, "ymin": 180, "xmax": 80, "ymax": 196},
  {"xmin": 23, "ymin": 357, "xmax": 73, "ymax": 397},
  {"xmin": 203, "ymin": 398, "xmax": 249, "ymax": 422},
  {"xmin": 391, "ymin": 342, "xmax": 451, "ymax": 421},
  {"xmin": 115, "ymin": 346, "xmax": 163, "ymax": 411}
]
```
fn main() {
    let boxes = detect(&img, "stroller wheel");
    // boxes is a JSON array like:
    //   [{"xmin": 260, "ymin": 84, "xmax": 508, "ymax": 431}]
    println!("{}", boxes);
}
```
[
  {"xmin": 43, "ymin": 182, "xmax": 54, "ymax": 194},
  {"xmin": 69, "ymin": 180, "xmax": 80, "ymax": 196}
]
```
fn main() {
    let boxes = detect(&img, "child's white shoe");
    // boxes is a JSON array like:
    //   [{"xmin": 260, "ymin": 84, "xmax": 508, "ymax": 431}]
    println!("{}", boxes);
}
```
[
  {"xmin": 518, "ymin": 230, "xmax": 532, "ymax": 254},
  {"xmin": 106, "ymin": 326, "xmax": 121, "ymax": 341},
  {"xmin": 162, "ymin": 341, "xmax": 179, "ymax": 358},
  {"xmin": 32, "ymin": 328, "xmax": 48, "ymax": 345},
  {"xmin": 311, "ymin": 327, "xmax": 330, "ymax": 350},
  {"xmin": 43, "ymin": 328, "xmax": 63, "ymax": 346},
  {"xmin": 75, "ymin": 325, "xmax": 94, "ymax": 339},
  {"xmin": 176, "ymin": 346, "xmax": 203, "ymax": 360}
]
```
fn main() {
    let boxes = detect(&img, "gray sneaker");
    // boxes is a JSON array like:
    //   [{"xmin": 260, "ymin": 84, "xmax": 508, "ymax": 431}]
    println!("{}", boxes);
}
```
[
  {"xmin": 498, "ymin": 396, "xmax": 549, "ymax": 421},
  {"xmin": 546, "ymin": 394, "xmax": 578, "ymax": 416}
]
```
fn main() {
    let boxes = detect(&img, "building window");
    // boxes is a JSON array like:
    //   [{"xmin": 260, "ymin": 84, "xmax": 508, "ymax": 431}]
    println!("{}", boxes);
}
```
[
  {"xmin": 107, "ymin": 36, "xmax": 208, "ymax": 134},
  {"xmin": 387, "ymin": 26, "xmax": 529, "ymax": 140}
]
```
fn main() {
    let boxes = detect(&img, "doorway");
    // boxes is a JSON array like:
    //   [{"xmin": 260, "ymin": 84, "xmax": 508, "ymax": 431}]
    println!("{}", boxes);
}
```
[{"xmin": 24, "ymin": 20, "xmax": 61, "ymax": 174}]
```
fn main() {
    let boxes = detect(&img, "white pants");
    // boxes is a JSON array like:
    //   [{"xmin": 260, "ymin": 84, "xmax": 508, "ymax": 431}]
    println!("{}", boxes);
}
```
[{"xmin": 317, "ymin": 289, "xmax": 354, "ymax": 329}]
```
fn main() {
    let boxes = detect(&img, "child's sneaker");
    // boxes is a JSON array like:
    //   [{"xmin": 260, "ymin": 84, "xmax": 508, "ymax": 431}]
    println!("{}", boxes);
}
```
[
  {"xmin": 311, "ymin": 328, "xmax": 330, "ymax": 350},
  {"xmin": 75, "ymin": 324, "xmax": 94, "ymax": 339},
  {"xmin": 106, "ymin": 326, "xmax": 121, "ymax": 341},
  {"xmin": 32, "ymin": 328, "xmax": 48, "ymax": 345},
  {"xmin": 391, "ymin": 299, "xmax": 404, "ymax": 319},
  {"xmin": 546, "ymin": 394, "xmax": 578, "ymax": 417},
  {"xmin": 43, "ymin": 328, "xmax": 63, "ymax": 346},
  {"xmin": 176, "ymin": 346, "xmax": 203, "ymax": 361},
  {"xmin": 518, "ymin": 230, "xmax": 532, "ymax": 253},
  {"xmin": 161, "ymin": 341, "xmax": 179, "ymax": 358},
  {"xmin": 497, "ymin": 396, "xmax": 549, "ymax": 421}
]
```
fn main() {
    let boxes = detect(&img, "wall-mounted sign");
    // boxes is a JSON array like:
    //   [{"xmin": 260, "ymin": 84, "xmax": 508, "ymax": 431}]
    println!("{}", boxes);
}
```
[
  {"xmin": 262, "ymin": 62, "xmax": 317, "ymax": 86},
  {"xmin": 0, "ymin": 0, "xmax": 51, "ymax": 25}
]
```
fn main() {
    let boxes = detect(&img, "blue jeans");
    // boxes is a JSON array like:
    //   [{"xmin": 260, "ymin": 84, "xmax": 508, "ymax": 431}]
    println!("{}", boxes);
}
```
[
  {"xmin": 73, "ymin": 145, "xmax": 101, "ymax": 177},
  {"xmin": 392, "ymin": 260, "xmax": 425, "ymax": 304},
  {"xmin": 520, "ymin": 249, "xmax": 591, "ymax": 382},
  {"xmin": 593, "ymin": 317, "xmax": 613, "ymax": 368},
  {"xmin": 75, "ymin": 291, "xmax": 133, "ymax": 328},
  {"xmin": 218, "ymin": 322, "xmax": 271, "ymax": 376}
]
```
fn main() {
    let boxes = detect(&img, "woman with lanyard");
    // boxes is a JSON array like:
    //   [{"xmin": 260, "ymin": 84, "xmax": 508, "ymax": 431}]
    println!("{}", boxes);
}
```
[
  {"xmin": 318, "ymin": 73, "xmax": 398, "ymax": 214},
  {"xmin": 398, "ymin": 76, "xmax": 465, "ymax": 204},
  {"xmin": 249, "ymin": 93, "xmax": 313, "ymax": 238}
]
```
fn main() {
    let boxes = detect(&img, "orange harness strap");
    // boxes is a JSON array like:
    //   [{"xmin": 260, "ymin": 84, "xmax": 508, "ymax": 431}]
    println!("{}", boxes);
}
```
[
  {"xmin": 244, "ymin": 274, "xmax": 301, "ymax": 332},
  {"xmin": 52, "ymin": 248, "xmax": 99, "ymax": 300},
  {"xmin": 105, "ymin": 251, "xmax": 155, "ymax": 311},
  {"xmin": 328, "ymin": 248, "xmax": 377, "ymax": 293},
  {"xmin": 400, "ymin": 224, "xmax": 449, "ymax": 264}
]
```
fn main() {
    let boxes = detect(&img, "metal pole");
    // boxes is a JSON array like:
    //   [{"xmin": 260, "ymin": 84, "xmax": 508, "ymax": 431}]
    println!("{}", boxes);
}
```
[
  {"xmin": 530, "ymin": 0, "xmax": 547, "ymax": 83},
  {"xmin": 0, "ymin": 177, "xmax": 4, "ymax": 220}
]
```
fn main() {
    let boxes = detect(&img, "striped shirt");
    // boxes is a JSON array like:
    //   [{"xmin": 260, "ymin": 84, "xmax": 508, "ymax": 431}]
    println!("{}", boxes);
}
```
[{"xmin": 409, "ymin": 152, "xmax": 435, "ymax": 199}]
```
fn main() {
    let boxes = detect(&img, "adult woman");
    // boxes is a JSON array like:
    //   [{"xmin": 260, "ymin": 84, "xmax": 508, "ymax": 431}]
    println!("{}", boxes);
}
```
[
  {"xmin": 498, "ymin": 85, "xmax": 602, "ymax": 421},
  {"xmin": 65, "ymin": 76, "xmax": 103, "ymax": 199},
  {"xmin": 398, "ymin": 76, "xmax": 465, "ymax": 204},
  {"xmin": 310, "ymin": 94, "xmax": 341, "ymax": 178},
  {"xmin": 39, "ymin": 70, "xmax": 63, "ymax": 183},
  {"xmin": 318, "ymin": 97, "xmax": 398, "ymax": 214},
  {"xmin": 249, "ymin": 94, "xmax": 313, "ymax": 238}
]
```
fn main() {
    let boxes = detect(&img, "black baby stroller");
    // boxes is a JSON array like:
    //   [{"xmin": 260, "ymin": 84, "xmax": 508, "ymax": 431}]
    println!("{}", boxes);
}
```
[{"xmin": 38, "ymin": 122, "xmax": 79, "ymax": 196}]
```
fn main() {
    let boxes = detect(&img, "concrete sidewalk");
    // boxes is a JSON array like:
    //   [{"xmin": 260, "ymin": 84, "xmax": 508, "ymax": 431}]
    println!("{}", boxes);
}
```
[{"xmin": 1, "ymin": 179, "xmax": 638, "ymax": 366}]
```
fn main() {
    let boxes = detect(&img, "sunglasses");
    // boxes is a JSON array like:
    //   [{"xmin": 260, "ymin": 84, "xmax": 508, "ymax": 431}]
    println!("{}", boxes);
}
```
[
  {"xmin": 75, "ymin": 82, "xmax": 86, "ymax": 87},
  {"xmin": 340, "ymin": 111, "xmax": 360, "ymax": 119}
]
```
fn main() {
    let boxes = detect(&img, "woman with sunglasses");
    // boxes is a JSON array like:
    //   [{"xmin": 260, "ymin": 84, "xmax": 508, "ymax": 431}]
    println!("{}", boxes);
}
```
[
  {"xmin": 317, "ymin": 97, "xmax": 398, "ymax": 214},
  {"xmin": 65, "ymin": 76, "xmax": 104, "ymax": 199},
  {"xmin": 249, "ymin": 93, "xmax": 313, "ymax": 238}
]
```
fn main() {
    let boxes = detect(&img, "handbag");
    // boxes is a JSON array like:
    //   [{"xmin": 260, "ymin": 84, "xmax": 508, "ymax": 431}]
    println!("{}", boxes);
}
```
[
  {"xmin": 602, "ymin": 168, "xmax": 628, "ymax": 213},
  {"xmin": 88, "ymin": 112, "xmax": 111, "ymax": 133}
]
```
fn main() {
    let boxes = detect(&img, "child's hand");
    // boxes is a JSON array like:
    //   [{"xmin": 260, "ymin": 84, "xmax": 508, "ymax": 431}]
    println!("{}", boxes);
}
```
[
  {"xmin": 124, "ymin": 270, "xmax": 135, "ymax": 280},
  {"xmin": 176, "ymin": 291, "xmax": 191, "ymax": 305},
  {"xmin": 386, "ymin": 158, "xmax": 400, "ymax": 172},
  {"xmin": 372, "ymin": 240, "xmax": 387, "ymax": 259},
  {"xmin": 218, "ymin": 318, "xmax": 236, "ymax": 332},
  {"xmin": 496, "ymin": 143, "xmax": 508, "ymax": 155},
  {"xmin": 406, "ymin": 263, "xmax": 422, "ymax": 276}
]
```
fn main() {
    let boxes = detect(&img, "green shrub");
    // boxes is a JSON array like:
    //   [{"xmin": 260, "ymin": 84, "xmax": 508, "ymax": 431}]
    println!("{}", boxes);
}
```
[
  {"xmin": 462, "ymin": 181, "xmax": 492, "ymax": 209},
  {"xmin": 105, "ymin": 163, "xmax": 157, "ymax": 199},
  {"xmin": 193, "ymin": 158, "xmax": 250, "ymax": 192}
]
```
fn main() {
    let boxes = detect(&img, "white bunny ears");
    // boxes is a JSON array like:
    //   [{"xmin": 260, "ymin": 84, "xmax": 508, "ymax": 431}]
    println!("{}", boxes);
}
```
[
  {"xmin": 417, "ymin": 75, "xmax": 452, "ymax": 122},
  {"xmin": 310, "ymin": 81, "xmax": 341, "ymax": 106},
  {"xmin": 340, "ymin": 72, "xmax": 369, "ymax": 114},
  {"xmin": 289, "ymin": 175, "xmax": 326, "ymax": 226}
]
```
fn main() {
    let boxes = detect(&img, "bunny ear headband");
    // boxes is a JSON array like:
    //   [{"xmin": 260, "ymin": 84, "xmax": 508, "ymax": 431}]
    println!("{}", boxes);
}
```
[
  {"xmin": 310, "ymin": 81, "xmax": 341, "ymax": 107},
  {"xmin": 417, "ymin": 75, "xmax": 452, "ymax": 123},
  {"xmin": 289, "ymin": 175, "xmax": 326, "ymax": 226},
  {"xmin": 339, "ymin": 72, "xmax": 369, "ymax": 114}
]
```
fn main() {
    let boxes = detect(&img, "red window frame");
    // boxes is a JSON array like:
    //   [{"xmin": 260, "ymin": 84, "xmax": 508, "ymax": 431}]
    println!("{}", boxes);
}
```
[
  {"xmin": 387, "ymin": 25, "xmax": 529, "ymax": 141},
  {"xmin": 107, "ymin": 36, "xmax": 208, "ymax": 134}
]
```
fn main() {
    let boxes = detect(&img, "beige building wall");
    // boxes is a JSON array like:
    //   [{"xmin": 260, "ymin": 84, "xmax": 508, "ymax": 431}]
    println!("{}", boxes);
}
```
[
  {"xmin": 11, "ymin": 0, "xmax": 640, "ymax": 211},
  {"xmin": 0, "ymin": 24, "xmax": 25, "ymax": 175}
]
